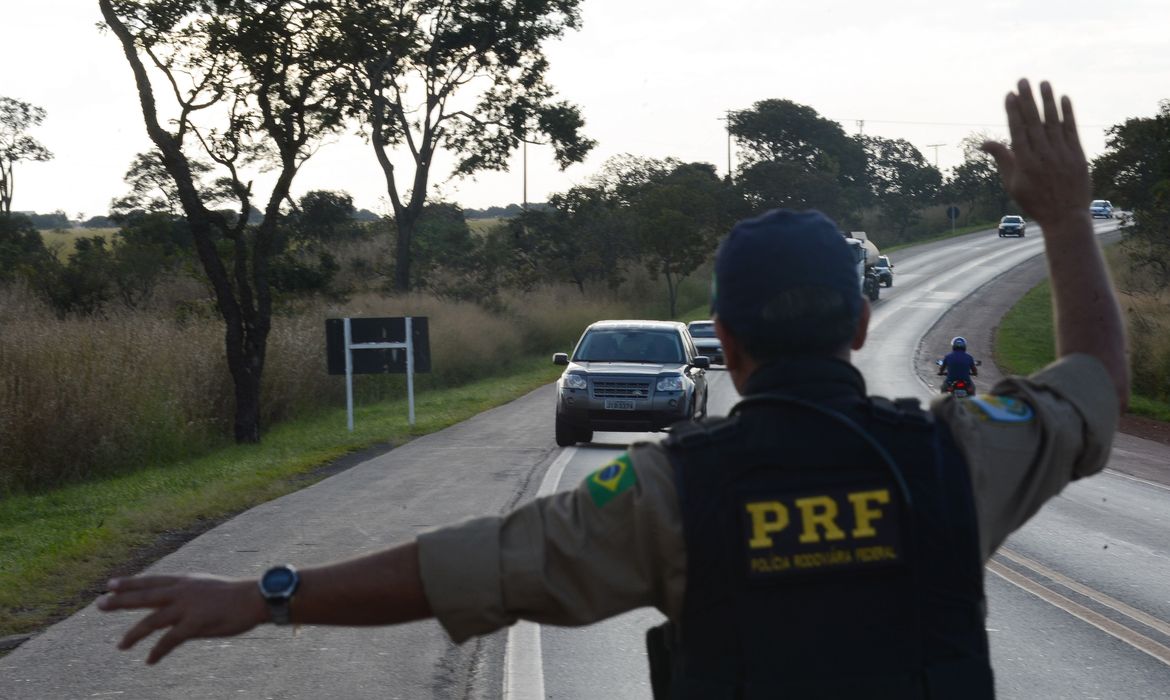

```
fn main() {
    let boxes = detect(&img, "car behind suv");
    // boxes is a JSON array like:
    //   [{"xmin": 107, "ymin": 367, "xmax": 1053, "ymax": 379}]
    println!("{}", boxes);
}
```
[
  {"xmin": 686, "ymin": 320, "xmax": 723, "ymax": 364},
  {"xmin": 998, "ymin": 215, "xmax": 1026, "ymax": 237},
  {"xmin": 553, "ymin": 320, "xmax": 709, "ymax": 446},
  {"xmin": 873, "ymin": 255, "xmax": 894, "ymax": 287},
  {"xmin": 1090, "ymin": 200, "xmax": 1113, "ymax": 219}
]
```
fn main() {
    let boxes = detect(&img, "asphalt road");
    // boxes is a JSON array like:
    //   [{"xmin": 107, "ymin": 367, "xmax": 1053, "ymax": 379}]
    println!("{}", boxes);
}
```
[{"xmin": 2, "ymin": 220, "xmax": 1168, "ymax": 699}]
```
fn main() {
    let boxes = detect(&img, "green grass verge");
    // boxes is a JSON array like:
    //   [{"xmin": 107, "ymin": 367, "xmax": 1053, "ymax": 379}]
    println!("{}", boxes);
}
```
[
  {"xmin": 995, "ymin": 279, "xmax": 1169, "ymax": 422},
  {"xmin": 0, "ymin": 357, "xmax": 562, "ymax": 639},
  {"xmin": 994, "ymin": 280, "xmax": 1056, "ymax": 376}
]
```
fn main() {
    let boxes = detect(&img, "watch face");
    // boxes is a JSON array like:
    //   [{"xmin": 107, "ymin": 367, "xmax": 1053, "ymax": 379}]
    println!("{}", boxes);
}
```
[{"xmin": 262, "ymin": 566, "xmax": 297, "ymax": 596}]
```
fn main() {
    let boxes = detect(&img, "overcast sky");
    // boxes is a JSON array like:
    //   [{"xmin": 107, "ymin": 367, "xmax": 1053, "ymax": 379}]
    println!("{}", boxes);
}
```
[{"xmin": 3, "ymin": 0, "xmax": 1168, "ymax": 220}]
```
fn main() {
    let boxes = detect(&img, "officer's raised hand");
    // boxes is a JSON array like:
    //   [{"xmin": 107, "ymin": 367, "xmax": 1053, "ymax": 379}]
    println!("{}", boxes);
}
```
[{"xmin": 981, "ymin": 79, "xmax": 1092, "ymax": 228}]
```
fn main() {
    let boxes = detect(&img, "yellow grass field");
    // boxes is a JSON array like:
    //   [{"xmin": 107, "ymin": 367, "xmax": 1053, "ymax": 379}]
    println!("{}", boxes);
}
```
[
  {"xmin": 467, "ymin": 217, "xmax": 504, "ymax": 235},
  {"xmin": 38, "ymin": 227, "xmax": 119, "ymax": 259}
]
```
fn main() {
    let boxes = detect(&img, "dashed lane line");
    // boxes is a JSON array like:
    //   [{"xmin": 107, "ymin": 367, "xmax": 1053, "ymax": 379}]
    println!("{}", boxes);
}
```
[{"xmin": 502, "ymin": 446, "xmax": 576, "ymax": 700}]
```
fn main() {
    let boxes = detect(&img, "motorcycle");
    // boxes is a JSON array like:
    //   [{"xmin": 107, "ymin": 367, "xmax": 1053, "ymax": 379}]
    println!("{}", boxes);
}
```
[{"xmin": 936, "ymin": 359, "xmax": 981, "ymax": 398}]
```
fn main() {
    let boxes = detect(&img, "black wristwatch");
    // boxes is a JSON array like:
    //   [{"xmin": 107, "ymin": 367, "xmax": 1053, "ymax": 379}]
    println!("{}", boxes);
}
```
[{"xmin": 258, "ymin": 565, "xmax": 300, "ymax": 625}]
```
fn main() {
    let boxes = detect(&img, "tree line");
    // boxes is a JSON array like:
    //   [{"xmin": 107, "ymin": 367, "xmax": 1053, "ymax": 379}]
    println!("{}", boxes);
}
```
[{"xmin": 3, "ymin": 0, "xmax": 1165, "ymax": 448}]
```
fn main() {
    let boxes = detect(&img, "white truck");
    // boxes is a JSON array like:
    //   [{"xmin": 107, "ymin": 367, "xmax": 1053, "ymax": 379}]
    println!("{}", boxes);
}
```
[{"xmin": 844, "ymin": 231, "xmax": 882, "ymax": 302}]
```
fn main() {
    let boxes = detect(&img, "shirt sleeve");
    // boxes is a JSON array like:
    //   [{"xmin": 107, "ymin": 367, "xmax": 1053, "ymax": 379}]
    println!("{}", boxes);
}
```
[
  {"xmin": 934, "ymin": 353, "xmax": 1120, "ymax": 561},
  {"xmin": 415, "ymin": 443, "xmax": 687, "ymax": 643}
]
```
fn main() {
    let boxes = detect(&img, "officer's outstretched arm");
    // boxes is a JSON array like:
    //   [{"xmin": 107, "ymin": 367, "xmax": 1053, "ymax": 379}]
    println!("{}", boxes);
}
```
[
  {"xmin": 982, "ymin": 80, "xmax": 1129, "ymax": 412},
  {"xmin": 99, "ymin": 542, "xmax": 432, "ymax": 664}
]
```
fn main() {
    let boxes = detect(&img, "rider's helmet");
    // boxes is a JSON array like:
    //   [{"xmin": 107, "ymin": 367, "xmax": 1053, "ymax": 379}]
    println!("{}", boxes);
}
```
[{"xmin": 951, "ymin": 336, "xmax": 967, "ymax": 351}]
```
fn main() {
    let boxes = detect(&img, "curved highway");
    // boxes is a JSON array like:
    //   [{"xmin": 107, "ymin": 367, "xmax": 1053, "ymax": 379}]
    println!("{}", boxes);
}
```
[{"xmin": 2, "ymin": 220, "xmax": 1168, "ymax": 699}]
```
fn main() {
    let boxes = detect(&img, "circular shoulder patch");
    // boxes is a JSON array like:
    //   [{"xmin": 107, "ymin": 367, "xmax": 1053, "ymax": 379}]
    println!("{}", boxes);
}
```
[{"xmin": 967, "ymin": 395, "xmax": 1035, "ymax": 423}]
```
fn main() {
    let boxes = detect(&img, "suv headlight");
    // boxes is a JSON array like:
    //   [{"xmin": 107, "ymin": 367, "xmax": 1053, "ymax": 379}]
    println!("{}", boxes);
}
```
[
  {"xmin": 563, "ymin": 373, "xmax": 587, "ymax": 390},
  {"xmin": 656, "ymin": 376, "xmax": 684, "ymax": 392}
]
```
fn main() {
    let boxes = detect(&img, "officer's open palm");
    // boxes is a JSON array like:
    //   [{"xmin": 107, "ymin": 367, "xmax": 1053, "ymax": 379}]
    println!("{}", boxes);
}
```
[
  {"xmin": 98, "ymin": 574, "xmax": 267, "ymax": 664},
  {"xmin": 981, "ymin": 79, "xmax": 1092, "ymax": 228}
]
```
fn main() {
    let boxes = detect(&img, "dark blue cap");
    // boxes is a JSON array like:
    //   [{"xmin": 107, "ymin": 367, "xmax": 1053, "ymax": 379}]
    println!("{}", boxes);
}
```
[{"xmin": 712, "ymin": 209, "xmax": 862, "ymax": 344}]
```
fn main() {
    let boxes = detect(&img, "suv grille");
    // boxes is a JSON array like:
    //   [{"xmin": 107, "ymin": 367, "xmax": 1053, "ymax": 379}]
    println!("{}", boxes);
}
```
[{"xmin": 592, "ymin": 379, "xmax": 651, "ymax": 399}]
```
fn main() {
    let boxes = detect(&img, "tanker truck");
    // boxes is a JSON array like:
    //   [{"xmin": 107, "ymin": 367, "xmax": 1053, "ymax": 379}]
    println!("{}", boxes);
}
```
[{"xmin": 843, "ymin": 231, "xmax": 882, "ymax": 302}]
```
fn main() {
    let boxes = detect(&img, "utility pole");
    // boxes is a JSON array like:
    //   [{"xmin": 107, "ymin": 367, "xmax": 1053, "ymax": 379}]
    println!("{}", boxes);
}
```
[
  {"xmin": 522, "ymin": 139, "xmax": 528, "ymax": 212},
  {"xmin": 925, "ymin": 143, "xmax": 945, "ymax": 169},
  {"xmin": 718, "ymin": 112, "xmax": 734, "ymax": 183}
]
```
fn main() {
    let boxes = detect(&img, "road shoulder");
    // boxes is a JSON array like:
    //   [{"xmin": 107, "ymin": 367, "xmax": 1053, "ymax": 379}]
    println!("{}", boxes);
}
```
[{"xmin": 912, "ymin": 237, "xmax": 1170, "ymax": 489}]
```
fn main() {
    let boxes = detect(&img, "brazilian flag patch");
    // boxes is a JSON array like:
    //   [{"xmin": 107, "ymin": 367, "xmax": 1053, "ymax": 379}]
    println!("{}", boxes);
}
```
[{"xmin": 586, "ymin": 453, "xmax": 638, "ymax": 508}]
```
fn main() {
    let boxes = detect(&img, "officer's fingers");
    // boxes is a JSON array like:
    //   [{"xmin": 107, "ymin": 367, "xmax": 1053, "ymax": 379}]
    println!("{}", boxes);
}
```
[
  {"xmin": 1060, "ymin": 95, "xmax": 1087, "ymax": 158},
  {"xmin": 107, "ymin": 576, "xmax": 182, "ymax": 593},
  {"xmin": 119, "ymin": 607, "xmax": 180, "ymax": 651},
  {"xmin": 980, "ymin": 141, "xmax": 1015, "ymax": 183},
  {"xmin": 99, "ymin": 585, "xmax": 176, "ymax": 612},
  {"xmin": 146, "ymin": 625, "xmax": 191, "ymax": 666},
  {"xmin": 1039, "ymin": 81, "xmax": 1065, "ymax": 149},
  {"xmin": 1015, "ymin": 79, "xmax": 1049, "ymax": 156},
  {"xmin": 1003, "ymin": 93, "xmax": 1028, "ymax": 157}
]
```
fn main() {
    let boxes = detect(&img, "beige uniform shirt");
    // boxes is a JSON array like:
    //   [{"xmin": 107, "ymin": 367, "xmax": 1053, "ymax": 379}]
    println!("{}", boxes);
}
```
[{"xmin": 418, "ymin": 353, "xmax": 1118, "ymax": 643}]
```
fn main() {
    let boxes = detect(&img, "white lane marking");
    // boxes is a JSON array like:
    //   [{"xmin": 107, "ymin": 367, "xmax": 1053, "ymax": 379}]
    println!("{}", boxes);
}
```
[
  {"xmin": 502, "ymin": 447, "xmax": 576, "ymax": 700},
  {"xmin": 987, "ymin": 559, "xmax": 1170, "ymax": 667},
  {"xmin": 1103, "ymin": 467, "xmax": 1170, "ymax": 493}
]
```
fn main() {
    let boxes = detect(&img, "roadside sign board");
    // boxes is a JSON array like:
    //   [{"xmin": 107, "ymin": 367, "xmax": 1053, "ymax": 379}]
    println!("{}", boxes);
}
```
[
  {"xmin": 326, "ymin": 317, "xmax": 431, "ymax": 374},
  {"xmin": 325, "ymin": 316, "xmax": 431, "ymax": 430}
]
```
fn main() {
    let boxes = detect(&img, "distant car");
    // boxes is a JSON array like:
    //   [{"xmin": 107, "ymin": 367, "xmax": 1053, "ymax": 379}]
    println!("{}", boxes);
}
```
[
  {"xmin": 686, "ymin": 320, "xmax": 723, "ymax": 365},
  {"xmin": 998, "ymin": 215, "xmax": 1026, "ymax": 237},
  {"xmin": 873, "ymin": 255, "xmax": 894, "ymax": 287},
  {"xmin": 1090, "ymin": 200, "xmax": 1114, "ymax": 219},
  {"xmin": 552, "ymin": 320, "xmax": 709, "ymax": 446}
]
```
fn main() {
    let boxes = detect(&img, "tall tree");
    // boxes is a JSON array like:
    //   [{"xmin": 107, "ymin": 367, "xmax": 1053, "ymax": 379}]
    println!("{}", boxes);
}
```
[
  {"xmin": 729, "ymin": 99, "xmax": 867, "ymax": 225},
  {"xmin": 1093, "ymin": 100, "xmax": 1170, "ymax": 289},
  {"xmin": 944, "ymin": 132, "xmax": 1009, "ymax": 224},
  {"xmin": 624, "ymin": 159, "xmax": 725, "ymax": 317},
  {"xmin": 858, "ymin": 135, "xmax": 942, "ymax": 239},
  {"xmin": 340, "ymin": 0, "xmax": 595, "ymax": 292},
  {"xmin": 0, "ymin": 97, "xmax": 54, "ymax": 215},
  {"xmin": 100, "ymin": 0, "xmax": 352, "ymax": 442},
  {"xmin": 516, "ymin": 184, "xmax": 635, "ymax": 294}
]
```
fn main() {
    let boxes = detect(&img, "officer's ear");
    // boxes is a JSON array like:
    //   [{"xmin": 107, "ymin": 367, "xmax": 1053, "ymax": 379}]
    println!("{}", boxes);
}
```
[
  {"xmin": 849, "ymin": 299, "xmax": 872, "ymax": 352},
  {"xmin": 714, "ymin": 317, "xmax": 757, "ymax": 391}
]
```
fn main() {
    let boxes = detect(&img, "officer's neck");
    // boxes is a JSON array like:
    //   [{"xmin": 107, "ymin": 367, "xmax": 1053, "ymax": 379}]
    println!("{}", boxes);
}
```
[{"xmin": 729, "ymin": 348, "xmax": 852, "ymax": 395}]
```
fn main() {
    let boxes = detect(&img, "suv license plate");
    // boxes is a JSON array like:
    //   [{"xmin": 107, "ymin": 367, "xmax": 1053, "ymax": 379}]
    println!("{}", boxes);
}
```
[{"xmin": 604, "ymin": 399, "xmax": 636, "ymax": 411}]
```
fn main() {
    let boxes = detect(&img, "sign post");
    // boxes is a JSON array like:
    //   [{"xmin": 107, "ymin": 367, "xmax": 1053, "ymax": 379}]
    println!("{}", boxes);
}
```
[
  {"xmin": 327, "ymin": 316, "xmax": 430, "ymax": 431},
  {"xmin": 946, "ymin": 205, "xmax": 961, "ymax": 235}
]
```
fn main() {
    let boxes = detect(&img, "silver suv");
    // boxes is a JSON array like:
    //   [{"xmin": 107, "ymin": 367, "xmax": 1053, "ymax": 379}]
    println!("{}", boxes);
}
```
[{"xmin": 553, "ymin": 320, "xmax": 710, "ymax": 446}]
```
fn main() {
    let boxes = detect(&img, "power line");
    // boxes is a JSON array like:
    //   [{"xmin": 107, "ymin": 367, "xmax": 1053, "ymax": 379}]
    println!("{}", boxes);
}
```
[
  {"xmin": 833, "ymin": 116, "xmax": 1109, "ymax": 129},
  {"xmin": 925, "ymin": 143, "xmax": 945, "ymax": 169}
]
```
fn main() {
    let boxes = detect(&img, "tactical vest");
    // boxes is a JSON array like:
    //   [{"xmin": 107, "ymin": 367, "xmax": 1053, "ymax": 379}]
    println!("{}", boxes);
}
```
[{"xmin": 654, "ymin": 392, "xmax": 993, "ymax": 699}]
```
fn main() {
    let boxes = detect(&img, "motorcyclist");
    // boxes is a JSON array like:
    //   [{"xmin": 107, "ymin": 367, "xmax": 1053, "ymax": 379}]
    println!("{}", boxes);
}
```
[{"xmin": 939, "ymin": 336, "xmax": 979, "ymax": 394}]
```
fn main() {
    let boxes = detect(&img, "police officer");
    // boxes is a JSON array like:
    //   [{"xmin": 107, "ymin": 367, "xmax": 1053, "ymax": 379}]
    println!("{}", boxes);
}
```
[{"xmin": 99, "ymin": 79, "xmax": 1128, "ymax": 699}]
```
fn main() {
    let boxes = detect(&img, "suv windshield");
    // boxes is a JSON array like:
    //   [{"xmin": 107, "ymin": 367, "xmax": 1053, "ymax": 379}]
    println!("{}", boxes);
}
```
[
  {"xmin": 1002, "ymin": 216, "xmax": 1023, "ymax": 223},
  {"xmin": 687, "ymin": 322, "xmax": 715, "ymax": 338},
  {"xmin": 575, "ymin": 329, "xmax": 684, "ymax": 363},
  {"xmin": 1091, "ymin": 201, "xmax": 1109, "ymax": 207}
]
